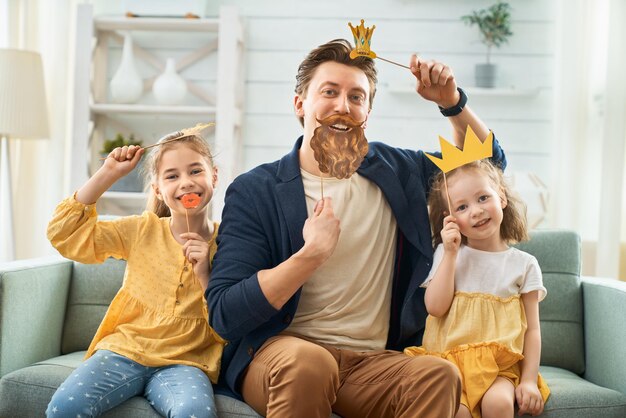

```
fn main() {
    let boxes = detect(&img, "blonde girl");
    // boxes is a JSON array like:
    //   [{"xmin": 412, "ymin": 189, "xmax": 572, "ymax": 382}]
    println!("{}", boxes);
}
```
[
  {"xmin": 46, "ymin": 132, "xmax": 224, "ymax": 418},
  {"xmin": 405, "ymin": 159, "xmax": 550, "ymax": 418}
]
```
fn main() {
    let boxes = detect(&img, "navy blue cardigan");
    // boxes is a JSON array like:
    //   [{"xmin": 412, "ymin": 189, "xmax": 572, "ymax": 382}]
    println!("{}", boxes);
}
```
[{"xmin": 207, "ymin": 136, "xmax": 506, "ymax": 397}]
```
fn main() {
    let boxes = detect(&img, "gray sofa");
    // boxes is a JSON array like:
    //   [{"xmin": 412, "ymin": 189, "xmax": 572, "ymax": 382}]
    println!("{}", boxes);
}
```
[{"xmin": 1, "ymin": 230, "xmax": 625, "ymax": 417}]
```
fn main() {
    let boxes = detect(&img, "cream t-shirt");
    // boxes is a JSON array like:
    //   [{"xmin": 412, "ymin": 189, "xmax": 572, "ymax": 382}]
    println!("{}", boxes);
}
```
[{"xmin": 285, "ymin": 170, "xmax": 397, "ymax": 351}]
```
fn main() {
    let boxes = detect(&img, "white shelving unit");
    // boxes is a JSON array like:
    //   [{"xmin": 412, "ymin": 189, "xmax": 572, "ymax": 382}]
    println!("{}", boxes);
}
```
[{"xmin": 69, "ymin": 4, "xmax": 245, "ymax": 220}]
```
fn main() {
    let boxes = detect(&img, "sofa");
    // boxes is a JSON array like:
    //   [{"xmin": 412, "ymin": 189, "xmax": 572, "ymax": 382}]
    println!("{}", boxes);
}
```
[{"xmin": 0, "ymin": 230, "xmax": 625, "ymax": 417}]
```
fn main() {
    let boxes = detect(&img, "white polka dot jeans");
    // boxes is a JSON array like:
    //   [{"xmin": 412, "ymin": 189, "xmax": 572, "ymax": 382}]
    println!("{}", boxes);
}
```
[{"xmin": 46, "ymin": 350, "xmax": 218, "ymax": 418}]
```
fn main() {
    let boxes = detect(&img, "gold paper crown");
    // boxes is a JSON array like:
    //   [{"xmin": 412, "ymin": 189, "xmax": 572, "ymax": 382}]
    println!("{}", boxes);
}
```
[
  {"xmin": 348, "ymin": 19, "xmax": 377, "ymax": 59},
  {"xmin": 425, "ymin": 126, "xmax": 493, "ymax": 173}
]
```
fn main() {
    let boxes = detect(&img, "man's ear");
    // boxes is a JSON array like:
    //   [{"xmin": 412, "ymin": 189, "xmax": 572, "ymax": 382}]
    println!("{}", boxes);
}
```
[
  {"xmin": 294, "ymin": 94, "xmax": 304, "ymax": 117},
  {"xmin": 152, "ymin": 183, "xmax": 163, "ymax": 201},
  {"xmin": 212, "ymin": 166, "xmax": 219, "ymax": 188}
]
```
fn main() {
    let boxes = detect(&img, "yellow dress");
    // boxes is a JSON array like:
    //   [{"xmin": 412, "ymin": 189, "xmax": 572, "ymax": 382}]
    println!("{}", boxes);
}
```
[
  {"xmin": 404, "ymin": 245, "xmax": 550, "ymax": 418},
  {"xmin": 47, "ymin": 195, "xmax": 225, "ymax": 383}
]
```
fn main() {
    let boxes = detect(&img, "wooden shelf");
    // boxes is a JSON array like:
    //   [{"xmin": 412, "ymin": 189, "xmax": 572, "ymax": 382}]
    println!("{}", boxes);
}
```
[
  {"xmin": 94, "ymin": 17, "xmax": 219, "ymax": 32},
  {"xmin": 387, "ymin": 83, "xmax": 540, "ymax": 97},
  {"xmin": 102, "ymin": 191, "xmax": 146, "ymax": 201},
  {"xmin": 91, "ymin": 103, "xmax": 217, "ymax": 116},
  {"xmin": 464, "ymin": 87, "xmax": 541, "ymax": 97}
]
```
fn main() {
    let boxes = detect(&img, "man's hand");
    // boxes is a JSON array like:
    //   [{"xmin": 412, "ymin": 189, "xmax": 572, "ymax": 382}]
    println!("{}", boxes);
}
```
[
  {"xmin": 301, "ymin": 197, "xmax": 340, "ymax": 265},
  {"xmin": 410, "ymin": 54, "xmax": 459, "ymax": 108}
]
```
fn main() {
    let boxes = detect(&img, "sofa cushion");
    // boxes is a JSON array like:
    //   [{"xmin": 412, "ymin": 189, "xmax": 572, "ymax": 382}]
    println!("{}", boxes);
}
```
[
  {"xmin": 61, "ymin": 258, "xmax": 126, "ymax": 354},
  {"xmin": 2, "ymin": 351, "xmax": 624, "ymax": 418},
  {"xmin": 515, "ymin": 230, "xmax": 585, "ymax": 374},
  {"xmin": 537, "ymin": 366, "xmax": 626, "ymax": 418},
  {"xmin": 0, "ymin": 351, "xmax": 262, "ymax": 418}
]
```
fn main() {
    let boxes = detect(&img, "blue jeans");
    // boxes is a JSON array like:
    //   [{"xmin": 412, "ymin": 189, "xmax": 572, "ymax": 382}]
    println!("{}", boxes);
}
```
[{"xmin": 46, "ymin": 350, "xmax": 218, "ymax": 418}]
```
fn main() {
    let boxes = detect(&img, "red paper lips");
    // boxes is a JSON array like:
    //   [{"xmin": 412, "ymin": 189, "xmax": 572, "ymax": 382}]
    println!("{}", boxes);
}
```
[{"xmin": 181, "ymin": 193, "xmax": 201, "ymax": 209}]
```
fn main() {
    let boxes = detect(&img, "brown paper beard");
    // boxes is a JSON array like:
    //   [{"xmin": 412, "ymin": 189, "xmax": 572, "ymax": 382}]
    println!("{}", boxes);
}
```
[{"xmin": 310, "ymin": 114, "xmax": 368, "ymax": 179}]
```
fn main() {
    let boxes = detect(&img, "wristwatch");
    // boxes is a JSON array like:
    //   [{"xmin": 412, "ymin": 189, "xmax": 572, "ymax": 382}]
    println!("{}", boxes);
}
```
[{"xmin": 438, "ymin": 87, "xmax": 467, "ymax": 117}]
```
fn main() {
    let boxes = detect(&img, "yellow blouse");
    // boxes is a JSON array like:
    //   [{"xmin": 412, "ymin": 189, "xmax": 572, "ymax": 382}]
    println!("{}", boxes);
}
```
[{"xmin": 47, "ymin": 195, "xmax": 225, "ymax": 383}]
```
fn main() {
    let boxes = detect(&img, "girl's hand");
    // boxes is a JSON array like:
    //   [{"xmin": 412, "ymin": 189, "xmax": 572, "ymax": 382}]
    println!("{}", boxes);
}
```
[
  {"xmin": 181, "ymin": 232, "xmax": 210, "ymax": 289},
  {"xmin": 515, "ymin": 381, "xmax": 545, "ymax": 416},
  {"xmin": 441, "ymin": 215, "xmax": 461, "ymax": 253},
  {"xmin": 410, "ymin": 54, "xmax": 458, "ymax": 108},
  {"xmin": 102, "ymin": 145, "xmax": 144, "ymax": 180}
]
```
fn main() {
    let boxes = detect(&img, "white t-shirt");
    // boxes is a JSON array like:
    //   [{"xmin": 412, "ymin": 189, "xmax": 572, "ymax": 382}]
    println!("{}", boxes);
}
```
[
  {"xmin": 423, "ymin": 244, "xmax": 547, "ymax": 301},
  {"xmin": 285, "ymin": 170, "xmax": 397, "ymax": 351}
]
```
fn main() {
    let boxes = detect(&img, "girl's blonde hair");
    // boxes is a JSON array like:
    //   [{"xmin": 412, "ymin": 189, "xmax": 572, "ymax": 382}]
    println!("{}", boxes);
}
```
[
  {"xmin": 428, "ymin": 159, "xmax": 528, "ymax": 248},
  {"xmin": 142, "ymin": 135, "xmax": 215, "ymax": 217}
]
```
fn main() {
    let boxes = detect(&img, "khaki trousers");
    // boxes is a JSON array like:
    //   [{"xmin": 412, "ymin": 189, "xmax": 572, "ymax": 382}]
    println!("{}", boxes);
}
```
[{"xmin": 241, "ymin": 335, "xmax": 461, "ymax": 418}]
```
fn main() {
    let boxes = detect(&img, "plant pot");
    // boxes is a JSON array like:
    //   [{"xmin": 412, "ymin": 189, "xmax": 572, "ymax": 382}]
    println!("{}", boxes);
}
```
[
  {"xmin": 101, "ymin": 155, "xmax": 145, "ymax": 192},
  {"xmin": 475, "ymin": 63, "xmax": 497, "ymax": 88}
]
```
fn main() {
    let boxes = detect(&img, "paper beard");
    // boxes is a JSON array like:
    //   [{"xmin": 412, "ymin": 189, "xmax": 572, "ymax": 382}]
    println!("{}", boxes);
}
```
[{"xmin": 310, "ymin": 114, "xmax": 368, "ymax": 179}]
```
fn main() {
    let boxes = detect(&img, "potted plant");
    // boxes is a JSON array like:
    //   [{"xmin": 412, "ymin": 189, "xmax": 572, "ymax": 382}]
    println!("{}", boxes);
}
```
[
  {"xmin": 462, "ymin": 1, "xmax": 513, "ymax": 88},
  {"xmin": 100, "ymin": 133, "xmax": 144, "ymax": 192}
]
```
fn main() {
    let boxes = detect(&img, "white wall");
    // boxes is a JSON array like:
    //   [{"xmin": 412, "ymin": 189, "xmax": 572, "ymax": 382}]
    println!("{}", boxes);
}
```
[
  {"xmin": 11, "ymin": 0, "xmax": 563, "ymax": 260},
  {"xmin": 213, "ymin": 0, "xmax": 556, "ymax": 186},
  {"xmin": 93, "ymin": 0, "xmax": 556, "ymax": 182}
]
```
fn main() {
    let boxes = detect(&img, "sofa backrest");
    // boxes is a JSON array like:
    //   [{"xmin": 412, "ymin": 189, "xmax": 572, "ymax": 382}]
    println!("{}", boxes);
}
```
[
  {"xmin": 60, "ymin": 230, "xmax": 585, "ymax": 375},
  {"xmin": 61, "ymin": 258, "xmax": 126, "ymax": 354},
  {"xmin": 514, "ymin": 229, "xmax": 584, "ymax": 375}
]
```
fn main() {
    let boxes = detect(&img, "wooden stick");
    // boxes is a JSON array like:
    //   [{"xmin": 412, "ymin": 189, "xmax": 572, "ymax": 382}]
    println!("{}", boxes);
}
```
[
  {"xmin": 184, "ymin": 208, "xmax": 195, "ymax": 280},
  {"xmin": 377, "ymin": 56, "xmax": 411, "ymax": 70},
  {"xmin": 144, "ymin": 135, "xmax": 186, "ymax": 150},
  {"xmin": 99, "ymin": 136, "xmax": 184, "ymax": 160},
  {"xmin": 443, "ymin": 172, "xmax": 452, "ymax": 215},
  {"xmin": 185, "ymin": 208, "xmax": 191, "ymax": 235}
]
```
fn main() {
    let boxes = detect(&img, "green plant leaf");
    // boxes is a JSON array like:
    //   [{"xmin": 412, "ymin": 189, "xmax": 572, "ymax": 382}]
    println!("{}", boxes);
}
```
[
  {"xmin": 100, "ymin": 132, "xmax": 143, "ymax": 153},
  {"xmin": 461, "ymin": 1, "xmax": 513, "ymax": 58}
]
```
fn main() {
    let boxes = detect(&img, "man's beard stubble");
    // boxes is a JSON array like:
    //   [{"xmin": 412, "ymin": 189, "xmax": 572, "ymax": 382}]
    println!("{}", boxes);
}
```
[{"xmin": 310, "ymin": 114, "xmax": 369, "ymax": 179}]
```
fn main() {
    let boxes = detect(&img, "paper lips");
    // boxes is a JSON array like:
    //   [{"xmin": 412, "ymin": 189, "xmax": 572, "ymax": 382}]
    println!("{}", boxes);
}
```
[{"xmin": 181, "ymin": 193, "xmax": 201, "ymax": 209}]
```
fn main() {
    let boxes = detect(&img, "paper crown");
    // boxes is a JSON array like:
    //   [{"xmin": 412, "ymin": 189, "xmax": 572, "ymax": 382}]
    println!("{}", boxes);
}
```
[
  {"xmin": 156, "ymin": 122, "xmax": 215, "ymax": 143},
  {"xmin": 348, "ymin": 19, "xmax": 377, "ymax": 59},
  {"xmin": 178, "ymin": 122, "xmax": 214, "ymax": 139},
  {"xmin": 425, "ymin": 126, "xmax": 493, "ymax": 173}
]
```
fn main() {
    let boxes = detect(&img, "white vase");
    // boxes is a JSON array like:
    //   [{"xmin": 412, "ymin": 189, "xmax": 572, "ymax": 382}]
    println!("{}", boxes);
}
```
[
  {"xmin": 153, "ymin": 58, "xmax": 187, "ymax": 105},
  {"xmin": 110, "ymin": 33, "xmax": 143, "ymax": 103}
]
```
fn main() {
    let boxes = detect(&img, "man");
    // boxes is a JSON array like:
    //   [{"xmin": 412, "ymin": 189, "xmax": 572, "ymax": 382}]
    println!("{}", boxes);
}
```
[{"xmin": 208, "ymin": 39, "xmax": 506, "ymax": 418}]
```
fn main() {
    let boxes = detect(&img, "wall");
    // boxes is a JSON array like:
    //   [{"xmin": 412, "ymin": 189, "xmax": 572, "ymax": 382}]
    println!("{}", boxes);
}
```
[
  {"xmin": 94, "ymin": 0, "xmax": 556, "ymax": 189},
  {"xmin": 213, "ymin": 0, "xmax": 557, "ymax": 188},
  {"xmin": 16, "ymin": 0, "xmax": 562, "ymax": 261}
]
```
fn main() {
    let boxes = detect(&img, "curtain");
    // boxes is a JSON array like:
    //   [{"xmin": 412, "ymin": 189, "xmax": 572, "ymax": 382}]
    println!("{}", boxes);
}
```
[{"xmin": 551, "ymin": 0, "xmax": 626, "ymax": 278}]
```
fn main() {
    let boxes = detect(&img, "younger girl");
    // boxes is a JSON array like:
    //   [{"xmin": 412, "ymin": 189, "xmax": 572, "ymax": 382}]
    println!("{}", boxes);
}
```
[
  {"xmin": 405, "ymin": 159, "xmax": 550, "ymax": 418},
  {"xmin": 46, "ymin": 132, "xmax": 224, "ymax": 418}
]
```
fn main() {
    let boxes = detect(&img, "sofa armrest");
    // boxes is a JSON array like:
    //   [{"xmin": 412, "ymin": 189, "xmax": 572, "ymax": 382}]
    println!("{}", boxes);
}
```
[
  {"xmin": 582, "ymin": 276, "xmax": 626, "ymax": 395},
  {"xmin": 0, "ymin": 256, "xmax": 72, "ymax": 377}
]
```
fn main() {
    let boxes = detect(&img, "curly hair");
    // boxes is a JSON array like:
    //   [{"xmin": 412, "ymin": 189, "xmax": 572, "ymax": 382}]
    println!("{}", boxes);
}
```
[
  {"xmin": 294, "ymin": 39, "xmax": 378, "ymax": 126},
  {"xmin": 428, "ymin": 159, "xmax": 528, "ymax": 248},
  {"xmin": 142, "ymin": 135, "xmax": 215, "ymax": 218}
]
